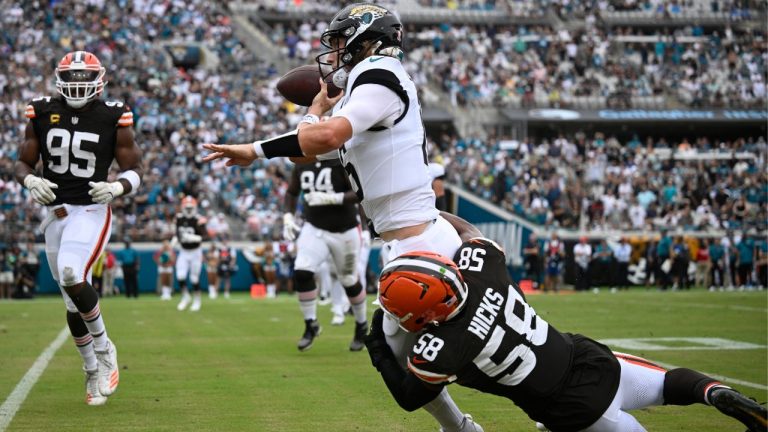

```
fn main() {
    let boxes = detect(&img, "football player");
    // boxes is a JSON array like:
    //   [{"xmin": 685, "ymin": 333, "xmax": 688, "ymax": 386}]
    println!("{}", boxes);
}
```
[
  {"xmin": 202, "ymin": 4, "xmax": 480, "ymax": 430},
  {"xmin": 173, "ymin": 196, "xmax": 207, "ymax": 312},
  {"xmin": 366, "ymin": 220, "xmax": 767, "ymax": 432},
  {"xmin": 14, "ymin": 51, "xmax": 142, "ymax": 405},
  {"xmin": 284, "ymin": 160, "xmax": 368, "ymax": 351}
]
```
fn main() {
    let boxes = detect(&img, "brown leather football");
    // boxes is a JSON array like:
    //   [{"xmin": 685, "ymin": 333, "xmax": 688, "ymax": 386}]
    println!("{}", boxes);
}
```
[{"xmin": 276, "ymin": 65, "xmax": 341, "ymax": 107}]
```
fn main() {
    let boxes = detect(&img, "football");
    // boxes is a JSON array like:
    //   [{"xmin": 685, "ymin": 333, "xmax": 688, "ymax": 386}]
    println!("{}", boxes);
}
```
[{"xmin": 276, "ymin": 65, "xmax": 341, "ymax": 107}]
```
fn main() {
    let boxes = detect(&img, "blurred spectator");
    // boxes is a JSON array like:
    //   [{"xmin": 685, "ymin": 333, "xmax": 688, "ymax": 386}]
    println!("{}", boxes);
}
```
[
  {"xmin": 735, "ymin": 232, "xmax": 756, "ymax": 288},
  {"xmin": 612, "ymin": 237, "xmax": 632, "ymax": 290},
  {"xmin": 216, "ymin": 238, "xmax": 237, "ymax": 299},
  {"xmin": 206, "ymin": 246, "xmax": 219, "ymax": 299},
  {"xmin": 103, "ymin": 248, "xmax": 118, "ymax": 296},
  {"xmin": 592, "ymin": 239, "xmax": 614, "ymax": 287},
  {"xmin": 573, "ymin": 236, "xmax": 592, "ymax": 291},
  {"xmin": 671, "ymin": 236, "xmax": 691, "ymax": 290},
  {"xmin": 694, "ymin": 238, "xmax": 712, "ymax": 289},
  {"xmin": 708, "ymin": 237, "xmax": 726, "ymax": 290},
  {"xmin": 0, "ymin": 249, "xmax": 13, "ymax": 299},
  {"xmin": 543, "ymin": 232, "xmax": 565, "ymax": 292},
  {"xmin": 522, "ymin": 233, "xmax": 542, "ymax": 288},
  {"xmin": 120, "ymin": 238, "xmax": 140, "ymax": 298}
]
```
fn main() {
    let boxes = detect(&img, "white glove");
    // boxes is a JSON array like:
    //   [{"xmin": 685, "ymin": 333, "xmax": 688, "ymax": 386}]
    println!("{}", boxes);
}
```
[
  {"xmin": 24, "ymin": 175, "xmax": 58, "ymax": 205},
  {"xmin": 282, "ymin": 213, "xmax": 300, "ymax": 241},
  {"xmin": 88, "ymin": 181, "xmax": 124, "ymax": 204},
  {"xmin": 181, "ymin": 233, "xmax": 202, "ymax": 244},
  {"xmin": 305, "ymin": 191, "xmax": 344, "ymax": 206}
]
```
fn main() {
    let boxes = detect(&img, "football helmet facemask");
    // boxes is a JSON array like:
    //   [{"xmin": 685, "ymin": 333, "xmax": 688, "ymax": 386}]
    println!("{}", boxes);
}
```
[
  {"xmin": 55, "ymin": 51, "xmax": 106, "ymax": 108},
  {"xmin": 378, "ymin": 251, "xmax": 468, "ymax": 333},
  {"xmin": 181, "ymin": 196, "xmax": 198, "ymax": 218},
  {"xmin": 316, "ymin": 3, "xmax": 404, "ymax": 89}
]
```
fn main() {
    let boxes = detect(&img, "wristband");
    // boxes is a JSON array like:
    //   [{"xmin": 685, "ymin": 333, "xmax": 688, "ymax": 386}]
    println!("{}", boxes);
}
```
[
  {"xmin": 300, "ymin": 114, "xmax": 320, "ymax": 125},
  {"xmin": 117, "ymin": 170, "xmax": 141, "ymax": 195},
  {"xmin": 259, "ymin": 129, "xmax": 304, "ymax": 159}
]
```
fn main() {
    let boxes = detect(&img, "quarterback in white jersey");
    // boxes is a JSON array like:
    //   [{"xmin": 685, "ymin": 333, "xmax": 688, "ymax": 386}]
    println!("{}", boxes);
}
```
[{"xmin": 202, "ymin": 4, "xmax": 479, "ymax": 431}]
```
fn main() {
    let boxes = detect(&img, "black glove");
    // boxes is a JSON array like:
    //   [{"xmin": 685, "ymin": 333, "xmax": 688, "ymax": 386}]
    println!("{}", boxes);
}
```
[{"xmin": 365, "ymin": 309, "xmax": 393, "ymax": 370}]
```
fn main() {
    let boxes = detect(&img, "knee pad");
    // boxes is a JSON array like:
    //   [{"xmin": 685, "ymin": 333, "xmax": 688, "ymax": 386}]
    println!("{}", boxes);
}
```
[
  {"xmin": 343, "ymin": 280, "xmax": 363, "ymax": 298},
  {"xmin": 294, "ymin": 270, "xmax": 316, "ymax": 293},
  {"xmin": 340, "ymin": 272, "xmax": 359, "ymax": 288}
]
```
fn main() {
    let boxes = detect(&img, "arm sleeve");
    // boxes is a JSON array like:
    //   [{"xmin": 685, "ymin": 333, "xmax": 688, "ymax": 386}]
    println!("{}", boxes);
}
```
[
  {"xmin": 332, "ymin": 84, "xmax": 404, "ymax": 135},
  {"xmin": 375, "ymin": 356, "xmax": 445, "ymax": 412}
]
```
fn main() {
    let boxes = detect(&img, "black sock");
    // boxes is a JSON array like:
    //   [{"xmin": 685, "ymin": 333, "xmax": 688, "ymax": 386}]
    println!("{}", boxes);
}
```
[{"xmin": 664, "ymin": 368, "xmax": 720, "ymax": 406}]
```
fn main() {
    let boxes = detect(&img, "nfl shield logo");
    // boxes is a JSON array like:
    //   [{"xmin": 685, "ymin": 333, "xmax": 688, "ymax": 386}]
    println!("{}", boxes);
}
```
[{"xmin": 72, "ymin": 116, "xmax": 79, "ymax": 125}]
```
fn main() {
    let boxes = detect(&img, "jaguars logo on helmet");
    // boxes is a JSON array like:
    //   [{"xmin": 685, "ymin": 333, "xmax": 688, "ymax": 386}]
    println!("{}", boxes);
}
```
[{"xmin": 316, "ymin": 3, "xmax": 403, "ymax": 89}]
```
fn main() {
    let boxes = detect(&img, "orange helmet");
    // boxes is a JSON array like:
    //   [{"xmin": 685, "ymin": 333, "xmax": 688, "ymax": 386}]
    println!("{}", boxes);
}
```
[
  {"xmin": 378, "ymin": 251, "xmax": 468, "ymax": 333},
  {"xmin": 55, "ymin": 51, "xmax": 106, "ymax": 108},
  {"xmin": 181, "ymin": 196, "xmax": 198, "ymax": 217}
]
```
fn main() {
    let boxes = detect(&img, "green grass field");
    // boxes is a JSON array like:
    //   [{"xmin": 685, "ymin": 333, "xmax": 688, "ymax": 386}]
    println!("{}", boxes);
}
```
[{"xmin": 1, "ymin": 289, "xmax": 766, "ymax": 432}]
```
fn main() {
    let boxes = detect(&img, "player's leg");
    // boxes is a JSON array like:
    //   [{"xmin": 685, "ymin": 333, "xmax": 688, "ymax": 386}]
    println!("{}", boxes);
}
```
[
  {"xmin": 45, "ymin": 217, "xmax": 105, "ymax": 405},
  {"xmin": 208, "ymin": 267, "xmax": 218, "ymax": 299},
  {"xmin": 189, "ymin": 249, "xmax": 203, "ymax": 311},
  {"xmin": 329, "ymin": 226, "xmax": 367, "ymax": 351},
  {"xmin": 176, "ymin": 250, "xmax": 191, "ymax": 310},
  {"xmin": 57, "ymin": 205, "xmax": 119, "ymax": 398},
  {"xmin": 293, "ymin": 224, "xmax": 327, "ymax": 351},
  {"xmin": 330, "ymin": 274, "xmax": 350, "ymax": 325},
  {"xmin": 382, "ymin": 216, "xmax": 480, "ymax": 431},
  {"xmin": 316, "ymin": 260, "xmax": 333, "ymax": 305}
]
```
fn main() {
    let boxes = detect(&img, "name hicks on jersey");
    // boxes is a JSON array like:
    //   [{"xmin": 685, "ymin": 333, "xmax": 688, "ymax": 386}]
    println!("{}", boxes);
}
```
[{"xmin": 467, "ymin": 288, "xmax": 504, "ymax": 340}]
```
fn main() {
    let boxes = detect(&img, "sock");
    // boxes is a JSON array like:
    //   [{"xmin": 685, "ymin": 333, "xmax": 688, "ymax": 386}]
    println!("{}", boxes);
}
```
[
  {"xmin": 68, "ymin": 283, "xmax": 108, "ymax": 351},
  {"xmin": 422, "ymin": 388, "xmax": 466, "ymax": 431},
  {"xmin": 299, "ymin": 298, "xmax": 317, "ymax": 321},
  {"xmin": 267, "ymin": 284, "xmax": 276, "ymax": 297},
  {"xmin": 67, "ymin": 311, "xmax": 97, "ymax": 370},
  {"xmin": 162, "ymin": 286, "xmax": 171, "ymax": 297},
  {"xmin": 663, "ymin": 368, "xmax": 721, "ymax": 406}
]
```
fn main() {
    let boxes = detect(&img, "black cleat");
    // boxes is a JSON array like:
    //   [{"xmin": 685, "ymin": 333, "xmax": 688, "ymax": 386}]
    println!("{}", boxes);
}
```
[
  {"xmin": 709, "ymin": 387, "xmax": 767, "ymax": 432},
  {"xmin": 297, "ymin": 319, "xmax": 321, "ymax": 351},
  {"xmin": 349, "ymin": 320, "xmax": 368, "ymax": 352}
]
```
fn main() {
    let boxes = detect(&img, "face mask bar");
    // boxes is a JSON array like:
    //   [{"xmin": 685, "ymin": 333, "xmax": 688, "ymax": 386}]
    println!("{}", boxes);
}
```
[{"xmin": 55, "ymin": 67, "xmax": 106, "ymax": 108}]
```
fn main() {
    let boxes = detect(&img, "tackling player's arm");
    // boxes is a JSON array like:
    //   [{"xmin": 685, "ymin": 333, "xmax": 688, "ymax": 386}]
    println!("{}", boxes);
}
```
[
  {"xmin": 440, "ymin": 212, "xmax": 482, "ymax": 242},
  {"xmin": 365, "ymin": 310, "xmax": 444, "ymax": 411},
  {"xmin": 88, "ymin": 116, "xmax": 143, "ymax": 204},
  {"xmin": 15, "ymin": 122, "xmax": 59, "ymax": 205}
]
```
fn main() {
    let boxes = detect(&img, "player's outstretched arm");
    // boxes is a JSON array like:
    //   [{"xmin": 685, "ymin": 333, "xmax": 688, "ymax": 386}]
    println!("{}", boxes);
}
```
[{"xmin": 203, "ymin": 80, "xmax": 349, "ymax": 167}]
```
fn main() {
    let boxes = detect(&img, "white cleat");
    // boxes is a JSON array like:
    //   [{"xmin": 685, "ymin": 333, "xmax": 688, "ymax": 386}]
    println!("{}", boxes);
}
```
[
  {"xmin": 535, "ymin": 422, "xmax": 550, "ymax": 431},
  {"xmin": 84, "ymin": 367, "xmax": 107, "ymax": 406},
  {"xmin": 95, "ymin": 339, "xmax": 119, "ymax": 396},
  {"xmin": 177, "ymin": 293, "xmax": 191, "ymax": 311},
  {"xmin": 440, "ymin": 414, "xmax": 484, "ymax": 432},
  {"xmin": 190, "ymin": 298, "xmax": 201, "ymax": 312},
  {"xmin": 331, "ymin": 313, "xmax": 345, "ymax": 326}
]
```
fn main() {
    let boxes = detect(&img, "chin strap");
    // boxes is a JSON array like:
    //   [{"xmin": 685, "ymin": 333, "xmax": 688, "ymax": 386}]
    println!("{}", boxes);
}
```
[{"xmin": 376, "ymin": 46, "xmax": 405, "ymax": 61}]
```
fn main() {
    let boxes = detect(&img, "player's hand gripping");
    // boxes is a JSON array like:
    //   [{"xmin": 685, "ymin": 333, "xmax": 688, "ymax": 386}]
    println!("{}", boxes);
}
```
[
  {"xmin": 201, "ymin": 143, "xmax": 258, "ymax": 167},
  {"xmin": 308, "ymin": 78, "xmax": 344, "ymax": 116},
  {"xmin": 304, "ymin": 191, "xmax": 344, "ymax": 207},
  {"xmin": 282, "ymin": 213, "xmax": 301, "ymax": 241},
  {"xmin": 23, "ymin": 175, "xmax": 58, "ymax": 205},
  {"xmin": 365, "ymin": 309, "xmax": 394, "ymax": 370},
  {"xmin": 88, "ymin": 181, "xmax": 124, "ymax": 204}
]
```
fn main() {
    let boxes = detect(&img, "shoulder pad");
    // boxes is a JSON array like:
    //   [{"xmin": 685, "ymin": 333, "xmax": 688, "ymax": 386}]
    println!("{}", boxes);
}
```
[{"xmin": 26, "ymin": 96, "xmax": 56, "ymax": 119}]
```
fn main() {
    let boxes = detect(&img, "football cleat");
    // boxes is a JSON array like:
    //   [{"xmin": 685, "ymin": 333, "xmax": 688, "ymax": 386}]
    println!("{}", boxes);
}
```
[
  {"xmin": 84, "ymin": 367, "xmax": 107, "ymax": 406},
  {"xmin": 331, "ymin": 313, "xmax": 345, "ymax": 326},
  {"xmin": 440, "ymin": 414, "xmax": 484, "ymax": 432},
  {"xmin": 297, "ymin": 319, "xmax": 321, "ymax": 351},
  {"xmin": 190, "ymin": 293, "xmax": 201, "ymax": 312},
  {"xmin": 95, "ymin": 339, "xmax": 119, "ymax": 396},
  {"xmin": 177, "ymin": 292, "xmax": 191, "ymax": 311},
  {"xmin": 349, "ymin": 321, "xmax": 368, "ymax": 352},
  {"xmin": 709, "ymin": 387, "xmax": 767, "ymax": 432}
]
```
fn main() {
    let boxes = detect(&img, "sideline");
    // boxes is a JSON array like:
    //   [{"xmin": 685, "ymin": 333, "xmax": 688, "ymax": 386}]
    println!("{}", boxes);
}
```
[{"xmin": 0, "ymin": 326, "xmax": 69, "ymax": 432}]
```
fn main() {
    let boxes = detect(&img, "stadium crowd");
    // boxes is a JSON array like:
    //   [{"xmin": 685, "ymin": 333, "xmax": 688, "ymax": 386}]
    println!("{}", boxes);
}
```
[{"xmin": 431, "ymin": 131, "xmax": 767, "ymax": 233}]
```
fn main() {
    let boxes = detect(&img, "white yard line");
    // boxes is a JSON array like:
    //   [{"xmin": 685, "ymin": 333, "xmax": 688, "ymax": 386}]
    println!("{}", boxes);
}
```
[
  {"xmin": 650, "ymin": 359, "xmax": 768, "ymax": 391},
  {"xmin": 0, "ymin": 326, "xmax": 69, "ymax": 432}
]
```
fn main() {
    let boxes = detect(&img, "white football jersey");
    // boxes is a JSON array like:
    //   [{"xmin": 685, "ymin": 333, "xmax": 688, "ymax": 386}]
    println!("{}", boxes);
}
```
[{"xmin": 332, "ymin": 56, "xmax": 438, "ymax": 233}]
